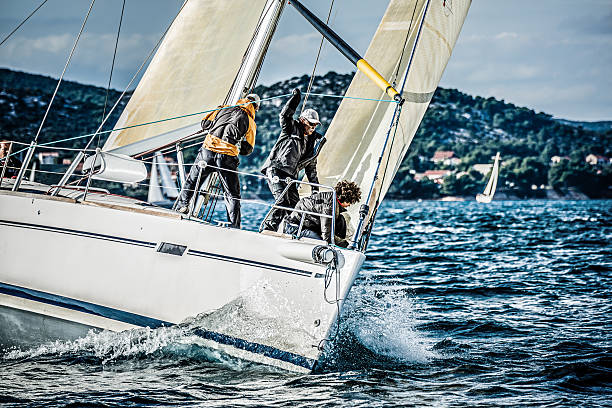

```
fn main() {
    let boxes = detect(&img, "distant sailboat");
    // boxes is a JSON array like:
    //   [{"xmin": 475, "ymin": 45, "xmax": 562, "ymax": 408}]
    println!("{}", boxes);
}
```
[
  {"xmin": 147, "ymin": 152, "xmax": 179, "ymax": 207},
  {"xmin": 476, "ymin": 152, "xmax": 500, "ymax": 203}
]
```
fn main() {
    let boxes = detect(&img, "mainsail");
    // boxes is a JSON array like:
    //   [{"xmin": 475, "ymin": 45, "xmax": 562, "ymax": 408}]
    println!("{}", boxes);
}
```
[
  {"xmin": 317, "ymin": 0, "xmax": 471, "ymax": 222},
  {"xmin": 102, "ymin": 0, "xmax": 271, "ymax": 156}
]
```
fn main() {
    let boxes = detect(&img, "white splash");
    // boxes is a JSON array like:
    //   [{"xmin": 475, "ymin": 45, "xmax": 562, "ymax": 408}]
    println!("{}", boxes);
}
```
[
  {"xmin": 3, "ymin": 325, "xmax": 187, "ymax": 364},
  {"xmin": 345, "ymin": 284, "xmax": 436, "ymax": 363}
]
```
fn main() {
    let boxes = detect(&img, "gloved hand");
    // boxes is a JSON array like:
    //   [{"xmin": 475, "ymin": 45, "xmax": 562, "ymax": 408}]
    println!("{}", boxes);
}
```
[{"xmin": 292, "ymin": 88, "xmax": 301, "ymax": 96}]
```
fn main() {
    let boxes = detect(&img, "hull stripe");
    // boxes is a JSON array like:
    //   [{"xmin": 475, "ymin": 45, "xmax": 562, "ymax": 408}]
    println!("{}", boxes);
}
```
[
  {"xmin": 0, "ymin": 219, "xmax": 156, "ymax": 248},
  {"xmin": 187, "ymin": 249, "xmax": 312, "ymax": 276},
  {"xmin": 0, "ymin": 282, "xmax": 315, "ymax": 370},
  {"xmin": 0, "ymin": 219, "xmax": 315, "ymax": 277}
]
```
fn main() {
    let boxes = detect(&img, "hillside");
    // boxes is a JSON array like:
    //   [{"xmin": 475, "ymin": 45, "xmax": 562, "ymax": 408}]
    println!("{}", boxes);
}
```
[{"xmin": 1, "ymin": 68, "xmax": 610, "ymax": 198}]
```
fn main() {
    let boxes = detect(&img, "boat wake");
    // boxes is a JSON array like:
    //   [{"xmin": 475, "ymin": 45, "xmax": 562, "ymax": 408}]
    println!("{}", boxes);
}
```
[{"xmin": 2, "ymin": 281, "xmax": 436, "ymax": 373}]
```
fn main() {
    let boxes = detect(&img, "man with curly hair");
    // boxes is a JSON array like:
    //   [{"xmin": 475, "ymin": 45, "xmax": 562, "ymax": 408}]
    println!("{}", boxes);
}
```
[{"xmin": 282, "ymin": 180, "xmax": 361, "ymax": 247}]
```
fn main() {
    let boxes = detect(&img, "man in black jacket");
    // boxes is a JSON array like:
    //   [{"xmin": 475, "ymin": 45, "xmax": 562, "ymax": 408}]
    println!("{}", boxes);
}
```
[
  {"xmin": 176, "ymin": 94, "xmax": 259, "ymax": 228},
  {"xmin": 283, "ymin": 180, "xmax": 361, "ymax": 247},
  {"xmin": 261, "ymin": 88, "xmax": 326, "ymax": 232}
]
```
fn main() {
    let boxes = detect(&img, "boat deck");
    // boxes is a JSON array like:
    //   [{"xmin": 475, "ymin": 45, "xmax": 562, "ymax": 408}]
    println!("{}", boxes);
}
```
[{"xmin": 0, "ymin": 178, "xmax": 323, "ymax": 245}]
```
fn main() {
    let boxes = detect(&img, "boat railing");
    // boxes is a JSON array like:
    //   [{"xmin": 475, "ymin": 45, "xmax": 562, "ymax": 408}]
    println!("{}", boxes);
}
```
[
  {"xmin": 173, "ymin": 160, "xmax": 338, "ymax": 245},
  {"xmin": 2, "ymin": 142, "xmax": 339, "ymax": 245},
  {"xmin": 0, "ymin": 140, "xmax": 15, "ymax": 182}
]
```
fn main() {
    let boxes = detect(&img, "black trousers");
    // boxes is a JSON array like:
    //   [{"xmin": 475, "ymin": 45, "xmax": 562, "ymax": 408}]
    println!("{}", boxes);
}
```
[
  {"xmin": 178, "ymin": 148, "xmax": 241, "ymax": 228},
  {"xmin": 262, "ymin": 168, "xmax": 299, "ymax": 232}
]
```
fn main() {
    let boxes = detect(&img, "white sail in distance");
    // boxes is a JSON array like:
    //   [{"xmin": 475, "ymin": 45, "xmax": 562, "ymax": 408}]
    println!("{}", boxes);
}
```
[
  {"xmin": 102, "ymin": 0, "xmax": 270, "ymax": 156},
  {"xmin": 147, "ymin": 154, "xmax": 164, "ymax": 204},
  {"xmin": 476, "ymin": 152, "xmax": 500, "ymax": 203},
  {"xmin": 316, "ymin": 0, "xmax": 471, "ymax": 223},
  {"xmin": 148, "ymin": 152, "xmax": 179, "ymax": 204}
]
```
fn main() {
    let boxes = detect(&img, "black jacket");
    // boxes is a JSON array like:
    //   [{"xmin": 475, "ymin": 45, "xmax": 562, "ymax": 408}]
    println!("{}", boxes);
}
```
[
  {"xmin": 201, "ymin": 101, "xmax": 255, "ymax": 156},
  {"xmin": 261, "ymin": 90, "xmax": 325, "ymax": 185},
  {"xmin": 284, "ymin": 191, "xmax": 347, "ymax": 245}
]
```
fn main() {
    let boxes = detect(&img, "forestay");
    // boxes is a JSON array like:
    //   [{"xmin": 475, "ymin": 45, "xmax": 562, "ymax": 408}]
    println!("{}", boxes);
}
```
[
  {"xmin": 102, "ymin": 0, "xmax": 269, "ymax": 156},
  {"xmin": 316, "ymin": 0, "xmax": 471, "ymax": 224}
]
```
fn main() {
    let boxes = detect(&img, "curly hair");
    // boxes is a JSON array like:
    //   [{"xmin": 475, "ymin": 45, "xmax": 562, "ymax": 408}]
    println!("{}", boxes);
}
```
[{"xmin": 335, "ymin": 180, "xmax": 361, "ymax": 205}]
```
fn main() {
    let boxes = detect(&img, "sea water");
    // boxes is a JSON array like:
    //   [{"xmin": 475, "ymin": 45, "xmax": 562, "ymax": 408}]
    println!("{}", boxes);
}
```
[{"xmin": 1, "ymin": 200, "xmax": 610, "ymax": 407}]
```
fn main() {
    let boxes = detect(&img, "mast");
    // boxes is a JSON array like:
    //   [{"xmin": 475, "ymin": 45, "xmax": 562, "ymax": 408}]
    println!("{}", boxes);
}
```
[{"xmin": 227, "ymin": 0, "xmax": 287, "ymax": 104}]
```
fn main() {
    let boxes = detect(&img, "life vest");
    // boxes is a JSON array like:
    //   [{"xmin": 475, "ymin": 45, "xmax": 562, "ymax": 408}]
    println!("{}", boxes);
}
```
[{"xmin": 201, "ymin": 99, "xmax": 256, "ymax": 156}]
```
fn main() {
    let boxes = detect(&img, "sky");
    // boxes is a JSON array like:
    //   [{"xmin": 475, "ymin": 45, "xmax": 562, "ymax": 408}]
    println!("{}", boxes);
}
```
[{"xmin": 0, "ymin": 0, "xmax": 610, "ymax": 121}]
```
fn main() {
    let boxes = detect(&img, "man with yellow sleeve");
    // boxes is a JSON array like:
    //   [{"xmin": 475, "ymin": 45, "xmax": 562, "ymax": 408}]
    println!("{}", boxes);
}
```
[{"xmin": 176, "ymin": 94, "xmax": 259, "ymax": 229}]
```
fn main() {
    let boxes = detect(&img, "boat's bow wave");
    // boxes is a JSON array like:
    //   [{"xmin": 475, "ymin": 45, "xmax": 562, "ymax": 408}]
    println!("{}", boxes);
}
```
[
  {"xmin": 2, "ymin": 281, "xmax": 437, "ymax": 372},
  {"xmin": 316, "ymin": 283, "xmax": 437, "ymax": 371}
]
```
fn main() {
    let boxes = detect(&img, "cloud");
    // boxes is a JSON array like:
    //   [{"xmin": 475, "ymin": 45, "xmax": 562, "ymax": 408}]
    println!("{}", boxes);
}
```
[
  {"xmin": 271, "ymin": 32, "xmax": 321, "ymax": 57},
  {"xmin": 494, "ymin": 32, "xmax": 519, "ymax": 40},
  {"xmin": 0, "ymin": 32, "xmax": 160, "ymax": 87},
  {"xmin": 2, "ymin": 34, "xmax": 72, "ymax": 57}
]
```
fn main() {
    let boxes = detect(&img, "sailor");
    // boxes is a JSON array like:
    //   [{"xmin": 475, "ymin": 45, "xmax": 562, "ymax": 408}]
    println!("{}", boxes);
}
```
[
  {"xmin": 261, "ymin": 88, "xmax": 326, "ymax": 232},
  {"xmin": 283, "ymin": 180, "xmax": 361, "ymax": 247},
  {"xmin": 176, "ymin": 94, "xmax": 260, "ymax": 229},
  {"xmin": 0, "ymin": 140, "xmax": 22, "ymax": 178}
]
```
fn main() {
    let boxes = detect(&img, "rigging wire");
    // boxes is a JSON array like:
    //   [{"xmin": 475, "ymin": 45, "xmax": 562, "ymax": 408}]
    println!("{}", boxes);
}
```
[
  {"xmin": 0, "ymin": 0, "xmax": 49, "ymax": 47},
  {"xmin": 361, "ymin": 0, "xmax": 432, "ymax": 251},
  {"xmin": 33, "ymin": 0, "xmax": 96, "ymax": 144},
  {"xmin": 76, "ymin": 0, "xmax": 190, "ymax": 152},
  {"xmin": 5, "ymin": 91, "xmax": 394, "ymax": 161},
  {"xmin": 377, "ymin": 2, "xmax": 430, "ymax": 196},
  {"xmin": 99, "ymin": 0, "xmax": 127, "ymax": 146},
  {"xmin": 392, "ymin": 0, "xmax": 420, "ymax": 85},
  {"xmin": 52, "ymin": 0, "xmax": 191, "ymax": 194},
  {"xmin": 301, "ymin": 0, "xmax": 335, "ymax": 113}
]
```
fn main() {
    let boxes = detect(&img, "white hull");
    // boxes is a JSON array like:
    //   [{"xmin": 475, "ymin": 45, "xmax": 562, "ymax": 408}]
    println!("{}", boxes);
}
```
[
  {"xmin": 475, "ymin": 193, "xmax": 493, "ymax": 203},
  {"xmin": 0, "ymin": 182, "xmax": 365, "ymax": 372}
]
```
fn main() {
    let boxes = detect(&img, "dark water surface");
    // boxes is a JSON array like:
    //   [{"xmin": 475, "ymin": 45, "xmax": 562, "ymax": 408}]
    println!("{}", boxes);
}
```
[{"xmin": 2, "ymin": 200, "xmax": 611, "ymax": 407}]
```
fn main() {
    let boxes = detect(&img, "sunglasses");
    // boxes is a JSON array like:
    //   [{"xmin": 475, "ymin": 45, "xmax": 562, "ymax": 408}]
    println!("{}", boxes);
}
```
[{"xmin": 303, "ymin": 120, "xmax": 318, "ymax": 128}]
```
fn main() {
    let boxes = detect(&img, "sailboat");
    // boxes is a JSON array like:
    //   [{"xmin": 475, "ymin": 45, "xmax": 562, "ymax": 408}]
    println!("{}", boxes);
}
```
[
  {"xmin": 476, "ymin": 152, "xmax": 501, "ymax": 203},
  {"xmin": 0, "ymin": 0, "xmax": 471, "ymax": 372},
  {"xmin": 147, "ymin": 152, "xmax": 179, "ymax": 207}
]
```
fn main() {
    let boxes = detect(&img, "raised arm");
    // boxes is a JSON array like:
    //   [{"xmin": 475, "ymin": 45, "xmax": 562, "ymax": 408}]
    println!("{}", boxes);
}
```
[{"xmin": 279, "ymin": 88, "xmax": 301, "ymax": 134}]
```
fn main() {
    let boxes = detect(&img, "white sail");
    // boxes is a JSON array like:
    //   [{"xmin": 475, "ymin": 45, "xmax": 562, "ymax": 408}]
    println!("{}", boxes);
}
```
[
  {"xmin": 102, "ymin": 0, "xmax": 271, "ymax": 156},
  {"xmin": 147, "ymin": 154, "xmax": 164, "ymax": 203},
  {"xmin": 148, "ymin": 152, "xmax": 179, "ymax": 204},
  {"xmin": 476, "ymin": 152, "xmax": 500, "ymax": 203},
  {"xmin": 158, "ymin": 154, "xmax": 179, "ymax": 199},
  {"xmin": 317, "ymin": 0, "xmax": 471, "ymax": 223}
]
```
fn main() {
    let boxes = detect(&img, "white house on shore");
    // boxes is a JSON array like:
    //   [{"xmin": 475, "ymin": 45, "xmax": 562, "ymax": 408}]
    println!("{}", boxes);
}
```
[
  {"xmin": 414, "ymin": 169, "xmax": 452, "ymax": 184},
  {"xmin": 585, "ymin": 154, "xmax": 610, "ymax": 165}
]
